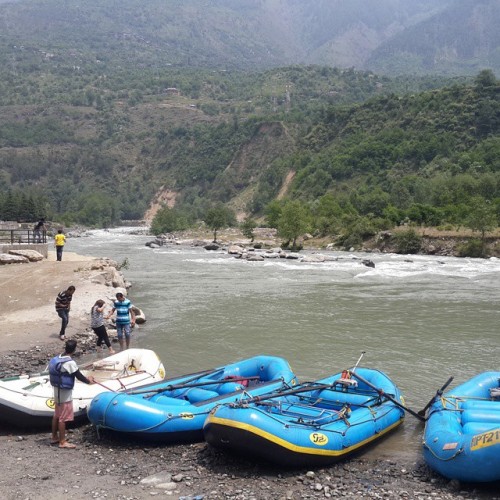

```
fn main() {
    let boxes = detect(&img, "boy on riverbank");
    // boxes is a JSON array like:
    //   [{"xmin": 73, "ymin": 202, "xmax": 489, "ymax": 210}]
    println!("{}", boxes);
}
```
[
  {"xmin": 55, "ymin": 286, "xmax": 75, "ymax": 341},
  {"xmin": 49, "ymin": 339, "xmax": 94, "ymax": 448},
  {"xmin": 107, "ymin": 292, "xmax": 136, "ymax": 350}
]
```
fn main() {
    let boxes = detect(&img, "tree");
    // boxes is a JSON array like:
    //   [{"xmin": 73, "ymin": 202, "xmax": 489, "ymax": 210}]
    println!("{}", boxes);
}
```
[
  {"xmin": 277, "ymin": 200, "xmax": 310, "ymax": 250},
  {"xmin": 240, "ymin": 216, "xmax": 257, "ymax": 242},
  {"xmin": 465, "ymin": 196, "xmax": 497, "ymax": 241},
  {"xmin": 151, "ymin": 206, "xmax": 190, "ymax": 235},
  {"xmin": 264, "ymin": 200, "xmax": 283, "ymax": 228},
  {"xmin": 205, "ymin": 204, "xmax": 236, "ymax": 242},
  {"xmin": 475, "ymin": 69, "xmax": 497, "ymax": 89}
]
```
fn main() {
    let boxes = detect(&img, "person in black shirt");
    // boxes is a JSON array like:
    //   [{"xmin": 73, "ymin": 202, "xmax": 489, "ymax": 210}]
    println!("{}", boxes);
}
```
[{"xmin": 55, "ymin": 286, "xmax": 75, "ymax": 341}]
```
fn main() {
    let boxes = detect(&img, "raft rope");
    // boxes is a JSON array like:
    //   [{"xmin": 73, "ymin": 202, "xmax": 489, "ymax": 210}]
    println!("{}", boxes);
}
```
[
  {"xmin": 429, "ymin": 395, "xmax": 497, "ymax": 417},
  {"xmin": 422, "ymin": 440, "xmax": 464, "ymax": 461}
]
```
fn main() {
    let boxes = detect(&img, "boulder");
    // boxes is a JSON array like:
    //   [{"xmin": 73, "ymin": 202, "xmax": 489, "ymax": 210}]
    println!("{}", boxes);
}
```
[
  {"xmin": 131, "ymin": 306, "xmax": 146, "ymax": 324},
  {"xmin": 228, "ymin": 245, "xmax": 244, "ymax": 255},
  {"xmin": 301, "ymin": 254, "xmax": 326, "ymax": 263},
  {"xmin": 263, "ymin": 252, "xmax": 281, "ymax": 259},
  {"xmin": 8, "ymin": 249, "xmax": 44, "ymax": 262},
  {"xmin": 204, "ymin": 243, "xmax": 220, "ymax": 251},
  {"xmin": 246, "ymin": 254, "xmax": 265, "ymax": 262},
  {"xmin": 362, "ymin": 259, "xmax": 375, "ymax": 268},
  {"xmin": 0, "ymin": 253, "xmax": 29, "ymax": 265}
]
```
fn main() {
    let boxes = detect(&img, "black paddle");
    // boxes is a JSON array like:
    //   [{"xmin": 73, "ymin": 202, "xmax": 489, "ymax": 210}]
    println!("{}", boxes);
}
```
[
  {"xmin": 127, "ymin": 376, "xmax": 261, "ymax": 395},
  {"xmin": 417, "ymin": 376, "xmax": 454, "ymax": 418},
  {"xmin": 348, "ymin": 370, "xmax": 426, "ymax": 422},
  {"xmin": 234, "ymin": 382, "xmax": 333, "ymax": 405},
  {"xmin": 124, "ymin": 366, "xmax": 225, "ymax": 394}
]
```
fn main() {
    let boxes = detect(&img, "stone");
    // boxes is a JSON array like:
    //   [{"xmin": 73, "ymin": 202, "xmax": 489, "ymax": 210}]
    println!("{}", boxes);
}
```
[
  {"xmin": 140, "ymin": 472, "xmax": 172, "ymax": 485},
  {"xmin": 228, "ymin": 245, "xmax": 244, "ymax": 255},
  {"xmin": 0, "ymin": 253, "xmax": 29, "ymax": 265},
  {"xmin": 8, "ymin": 249, "xmax": 44, "ymax": 262}
]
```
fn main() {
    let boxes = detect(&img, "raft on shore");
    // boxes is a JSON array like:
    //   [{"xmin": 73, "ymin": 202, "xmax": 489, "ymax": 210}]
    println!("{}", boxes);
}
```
[
  {"xmin": 423, "ymin": 371, "xmax": 500, "ymax": 482},
  {"xmin": 0, "ymin": 348, "xmax": 165, "ymax": 428},
  {"xmin": 203, "ymin": 367, "xmax": 405, "ymax": 467},
  {"xmin": 87, "ymin": 355, "xmax": 297, "ymax": 443}
]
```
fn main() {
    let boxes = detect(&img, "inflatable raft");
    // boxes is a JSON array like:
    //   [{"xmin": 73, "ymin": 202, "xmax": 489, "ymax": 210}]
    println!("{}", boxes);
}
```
[
  {"xmin": 0, "ymin": 348, "xmax": 165, "ymax": 428},
  {"xmin": 423, "ymin": 371, "xmax": 500, "ymax": 482},
  {"xmin": 87, "ymin": 355, "xmax": 296, "ymax": 443},
  {"xmin": 203, "ymin": 367, "xmax": 405, "ymax": 466}
]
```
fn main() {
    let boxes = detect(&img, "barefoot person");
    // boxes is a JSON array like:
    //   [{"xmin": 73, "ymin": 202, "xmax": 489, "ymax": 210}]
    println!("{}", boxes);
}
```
[
  {"xmin": 49, "ymin": 339, "xmax": 94, "ymax": 449},
  {"xmin": 106, "ymin": 292, "xmax": 135, "ymax": 350},
  {"xmin": 55, "ymin": 285, "xmax": 75, "ymax": 341},
  {"xmin": 91, "ymin": 299, "xmax": 115, "ymax": 354}
]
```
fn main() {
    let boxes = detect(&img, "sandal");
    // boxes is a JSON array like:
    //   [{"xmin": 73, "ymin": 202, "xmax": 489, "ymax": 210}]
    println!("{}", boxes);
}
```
[{"xmin": 59, "ymin": 441, "xmax": 76, "ymax": 449}]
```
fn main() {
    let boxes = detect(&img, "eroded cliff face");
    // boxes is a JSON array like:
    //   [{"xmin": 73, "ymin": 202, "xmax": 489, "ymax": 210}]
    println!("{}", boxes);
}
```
[{"xmin": 143, "ymin": 189, "xmax": 178, "ymax": 224}]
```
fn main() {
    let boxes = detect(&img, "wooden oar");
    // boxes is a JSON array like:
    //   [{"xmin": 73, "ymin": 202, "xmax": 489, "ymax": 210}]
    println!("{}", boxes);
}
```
[
  {"xmin": 127, "ymin": 376, "xmax": 261, "ymax": 395},
  {"xmin": 348, "ymin": 370, "xmax": 426, "ymax": 422},
  {"xmin": 417, "ymin": 376, "xmax": 454, "ymax": 418}
]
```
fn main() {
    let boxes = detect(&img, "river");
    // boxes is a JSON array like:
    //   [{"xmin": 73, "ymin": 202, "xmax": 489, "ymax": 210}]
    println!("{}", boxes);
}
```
[{"xmin": 69, "ymin": 228, "xmax": 500, "ymax": 460}]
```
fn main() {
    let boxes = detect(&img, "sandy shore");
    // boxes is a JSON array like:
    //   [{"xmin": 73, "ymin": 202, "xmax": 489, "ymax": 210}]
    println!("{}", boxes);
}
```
[
  {"xmin": 0, "ymin": 252, "xmax": 125, "ymax": 352},
  {"xmin": 1, "ymin": 252, "xmax": 498, "ymax": 499}
]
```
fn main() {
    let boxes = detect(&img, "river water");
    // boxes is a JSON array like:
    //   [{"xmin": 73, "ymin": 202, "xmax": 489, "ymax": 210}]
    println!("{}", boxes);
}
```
[{"xmin": 69, "ymin": 228, "xmax": 500, "ymax": 460}]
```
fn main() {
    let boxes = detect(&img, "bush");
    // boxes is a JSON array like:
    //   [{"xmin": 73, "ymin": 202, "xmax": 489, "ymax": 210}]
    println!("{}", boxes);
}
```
[
  {"xmin": 393, "ymin": 229, "xmax": 422, "ymax": 254},
  {"xmin": 457, "ymin": 239, "xmax": 488, "ymax": 258}
]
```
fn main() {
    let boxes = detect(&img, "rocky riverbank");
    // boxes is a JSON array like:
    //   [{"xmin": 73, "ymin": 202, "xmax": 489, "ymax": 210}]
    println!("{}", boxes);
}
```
[
  {"xmin": 145, "ymin": 226, "xmax": 500, "ymax": 259},
  {"xmin": 1, "ymin": 244, "xmax": 499, "ymax": 499},
  {"xmin": 1, "ymin": 340, "xmax": 499, "ymax": 500}
]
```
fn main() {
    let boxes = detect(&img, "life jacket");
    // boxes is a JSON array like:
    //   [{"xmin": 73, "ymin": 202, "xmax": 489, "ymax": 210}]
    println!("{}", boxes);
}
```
[{"xmin": 49, "ymin": 355, "xmax": 75, "ymax": 389}]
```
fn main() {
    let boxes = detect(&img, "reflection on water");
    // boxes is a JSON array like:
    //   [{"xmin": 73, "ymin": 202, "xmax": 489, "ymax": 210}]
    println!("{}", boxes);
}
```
[{"xmin": 70, "ymin": 229, "xmax": 500, "ymax": 460}]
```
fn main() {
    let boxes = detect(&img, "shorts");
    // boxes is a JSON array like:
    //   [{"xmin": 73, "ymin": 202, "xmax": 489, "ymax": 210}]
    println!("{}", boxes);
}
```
[
  {"xmin": 116, "ymin": 323, "xmax": 131, "ymax": 339},
  {"xmin": 55, "ymin": 401, "xmax": 74, "ymax": 423}
]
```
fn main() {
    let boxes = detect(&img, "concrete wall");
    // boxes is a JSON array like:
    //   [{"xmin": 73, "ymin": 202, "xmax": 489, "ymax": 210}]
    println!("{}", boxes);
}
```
[{"xmin": 0, "ymin": 244, "xmax": 48, "ymax": 258}]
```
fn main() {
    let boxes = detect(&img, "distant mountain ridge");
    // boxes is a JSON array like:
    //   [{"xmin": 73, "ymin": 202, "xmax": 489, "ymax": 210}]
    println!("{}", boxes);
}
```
[{"xmin": 0, "ymin": 0, "xmax": 499, "ymax": 75}]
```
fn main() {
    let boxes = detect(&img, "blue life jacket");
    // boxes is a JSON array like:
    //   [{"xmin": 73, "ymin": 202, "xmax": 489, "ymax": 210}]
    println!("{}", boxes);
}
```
[{"xmin": 49, "ymin": 355, "xmax": 75, "ymax": 389}]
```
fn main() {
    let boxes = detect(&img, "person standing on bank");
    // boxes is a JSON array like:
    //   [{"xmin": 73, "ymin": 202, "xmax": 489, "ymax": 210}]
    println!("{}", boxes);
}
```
[
  {"xmin": 91, "ymin": 299, "xmax": 115, "ymax": 354},
  {"xmin": 55, "ymin": 286, "xmax": 75, "ymax": 341},
  {"xmin": 54, "ymin": 228, "xmax": 66, "ymax": 261},
  {"xmin": 106, "ymin": 292, "xmax": 136, "ymax": 350},
  {"xmin": 33, "ymin": 218, "xmax": 46, "ymax": 243},
  {"xmin": 49, "ymin": 339, "xmax": 94, "ymax": 449}
]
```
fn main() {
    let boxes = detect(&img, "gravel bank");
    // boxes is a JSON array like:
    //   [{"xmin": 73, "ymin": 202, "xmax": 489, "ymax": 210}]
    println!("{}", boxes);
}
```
[{"xmin": 1, "ymin": 339, "xmax": 498, "ymax": 500}]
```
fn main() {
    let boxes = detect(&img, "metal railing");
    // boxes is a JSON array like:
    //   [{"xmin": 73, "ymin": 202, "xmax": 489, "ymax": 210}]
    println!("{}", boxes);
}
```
[{"xmin": 0, "ymin": 229, "xmax": 48, "ymax": 244}]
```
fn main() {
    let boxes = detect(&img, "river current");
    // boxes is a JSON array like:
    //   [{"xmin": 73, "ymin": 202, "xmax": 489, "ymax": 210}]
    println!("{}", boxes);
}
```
[{"xmin": 69, "ymin": 228, "xmax": 500, "ymax": 460}]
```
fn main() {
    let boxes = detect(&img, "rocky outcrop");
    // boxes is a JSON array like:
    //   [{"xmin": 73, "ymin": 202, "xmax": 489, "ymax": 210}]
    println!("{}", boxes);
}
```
[
  {"xmin": 0, "ymin": 253, "xmax": 29, "ymax": 265},
  {"xmin": 8, "ymin": 249, "xmax": 44, "ymax": 262},
  {"xmin": 78, "ymin": 258, "xmax": 130, "ymax": 290}
]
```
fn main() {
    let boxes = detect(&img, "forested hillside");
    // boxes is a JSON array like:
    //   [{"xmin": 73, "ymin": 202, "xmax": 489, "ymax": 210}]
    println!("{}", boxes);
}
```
[
  {"xmin": 0, "ymin": 1, "xmax": 499, "ymax": 256},
  {"xmin": 0, "ymin": 63, "xmax": 460, "ymax": 223},
  {"xmin": 1, "ymin": 0, "xmax": 499, "ymax": 75}
]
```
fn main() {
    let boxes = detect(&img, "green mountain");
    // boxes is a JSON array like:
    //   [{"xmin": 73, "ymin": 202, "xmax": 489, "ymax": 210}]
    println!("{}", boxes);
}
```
[
  {"xmin": 3, "ymin": 0, "xmax": 498, "ymax": 75},
  {"xmin": 367, "ymin": 0, "xmax": 500, "ymax": 75}
]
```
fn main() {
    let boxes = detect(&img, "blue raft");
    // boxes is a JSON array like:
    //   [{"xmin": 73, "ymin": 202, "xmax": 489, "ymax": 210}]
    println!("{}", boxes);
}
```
[
  {"xmin": 87, "ymin": 355, "xmax": 296, "ymax": 443},
  {"xmin": 203, "ymin": 367, "xmax": 405, "ymax": 467},
  {"xmin": 423, "ymin": 371, "xmax": 500, "ymax": 482}
]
